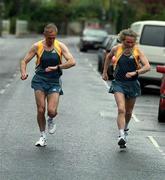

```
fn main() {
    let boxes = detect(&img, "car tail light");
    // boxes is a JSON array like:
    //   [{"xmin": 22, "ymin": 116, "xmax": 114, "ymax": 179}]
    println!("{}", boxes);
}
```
[
  {"xmin": 157, "ymin": 65, "xmax": 165, "ymax": 73},
  {"xmin": 161, "ymin": 88, "xmax": 165, "ymax": 95}
]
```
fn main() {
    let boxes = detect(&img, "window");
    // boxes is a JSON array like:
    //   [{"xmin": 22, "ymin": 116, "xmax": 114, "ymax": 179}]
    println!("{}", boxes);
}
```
[{"xmin": 140, "ymin": 25, "xmax": 165, "ymax": 47}]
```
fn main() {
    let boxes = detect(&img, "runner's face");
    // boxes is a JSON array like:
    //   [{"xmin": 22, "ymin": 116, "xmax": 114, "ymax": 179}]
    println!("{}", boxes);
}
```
[
  {"xmin": 45, "ymin": 31, "xmax": 56, "ymax": 47},
  {"xmin": 123, "ymin": 36, "xmax": 135, "ymax": 48}
]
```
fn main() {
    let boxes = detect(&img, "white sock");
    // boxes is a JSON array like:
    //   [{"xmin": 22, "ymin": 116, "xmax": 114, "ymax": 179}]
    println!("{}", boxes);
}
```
[
  {"xmin": 48, "ymin": 117, "xmax": 53, "ymax": 121},
  {"xmin": 125, "ymin": 123, "xmax": 129, "ymax": 130},
  {"xmin": 41, "ymin": 131, "xmax": 46, "ymax": 139},
  {"xmin": 119, "ymin": 129, "xmax": 125, "ymax": 137}
]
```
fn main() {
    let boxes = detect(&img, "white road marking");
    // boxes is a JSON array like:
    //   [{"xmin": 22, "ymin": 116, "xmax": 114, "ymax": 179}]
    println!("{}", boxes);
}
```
[
  {"xmin": 89, "ymin": 63, "xmax": 93, "ymax": 67},
  {"xmin": 5, "ymin": 83, "xmax": 10, "ymax": 88},
  {"xmin": 100, "ymin": 111, "xmax": 110, "ymax": 117},
  {"xmin": 102, "ymin": 80, "xmax": 110, "ymax": 90},
  {"xmin": 158, "ymin": 149, "xmax": 164, "ymax": 153},
  {"xmin": 0, "ymin": 72, "xmax": 18, "ymax": 95},
  {"xmin": 13, "ymin": 73, "xmax": 17, "ymax": 77},
  {"xmin": 148, "ymin": 136, "xmax": 165, "ymax": 157},
  {"xmin": 148, "ymin": 136, "xmax": 160, "ymax": 148},
  {"xmin": 0, "ymin": 89, "xmax": 5, "ymax": 94},
  {"xmin": 85, "ymin": 58, "xmax": 89, "ymax": 62},
  {"xmin": 132, "ymin": 113, "xmax": 140, "ymax": 122}
]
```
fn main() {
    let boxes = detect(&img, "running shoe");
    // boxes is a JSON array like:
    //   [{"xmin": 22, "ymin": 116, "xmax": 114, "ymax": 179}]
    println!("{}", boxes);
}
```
[
  {"xmin": 118, "ymin": 136, "xmax": 126, "ymax": 148},
  {"xmin": 35, "ymin": 136, "xmax": 47, "ymax": 147},
  {"xmin": 48, "ymin": 118, "xmax": 56, "ymax": 134},
  {"xmin": 124, "ymin": 128, "xmax": 129, "ymax": 136}
]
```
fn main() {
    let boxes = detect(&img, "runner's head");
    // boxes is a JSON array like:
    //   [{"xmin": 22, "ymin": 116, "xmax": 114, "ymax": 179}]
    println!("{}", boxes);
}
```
[
  {"xmin": 44, "ymin": 23, "xmax": 58, "ymax": 47},
  {"xmin": 118, "ymin": 29, "xmax": 138, "ymax": 48}
]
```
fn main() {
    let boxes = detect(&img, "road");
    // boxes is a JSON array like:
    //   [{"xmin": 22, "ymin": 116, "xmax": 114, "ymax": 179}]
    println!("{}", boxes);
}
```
[{"xmin": 0, "ymin": 36, "xmax": 165, "ymax": 180}]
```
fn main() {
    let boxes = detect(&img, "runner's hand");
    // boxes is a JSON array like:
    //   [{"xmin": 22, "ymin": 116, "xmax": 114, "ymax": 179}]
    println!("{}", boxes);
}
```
[
  {"xmin": 126, "ymin": 71, "xmax": 137, "ymax": 78},
  {"xmin": 102, "ymin": 73, "xmax": 109, "ymax": 81},
  {"xmin": 45, "ymin": 66, "xmax": 58, "ymax": 72},
  {"xmin": 21, "ymin": 74, "xmax": 28, "ymax": 80}
]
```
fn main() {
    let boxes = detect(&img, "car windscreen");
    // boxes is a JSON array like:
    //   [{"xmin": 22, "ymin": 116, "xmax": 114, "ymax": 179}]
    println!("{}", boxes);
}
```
[
  {"xmin": 83, "ymin": 29, "xmax": 108, "ymax": 37},
  {"xmin": 102, "ymin": 37, "xmax": 112, "ymax": 48},
  {"xmin": 140, "ymin": 25, "xmax": 165, "ymax": 47}
]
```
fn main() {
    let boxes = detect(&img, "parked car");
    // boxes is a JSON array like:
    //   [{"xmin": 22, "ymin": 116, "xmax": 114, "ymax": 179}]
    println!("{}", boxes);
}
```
[
  {"xmin": 130, "ymin": 20, "xmax": 165, "ymax": 90},
  {"xmin": 79, "ymin": 28, "xmax": 108, "ymax": 52},
  {"xmin": 97, "ymin": 35, "xmax": 114, "ymax": 72},
  {"xmin": 156, "ymin": 65, "xmax": 165, "ymax": 122},
  {"xmin": 97, "ymin": 35, "xmax": 120, "ymax": 79}
]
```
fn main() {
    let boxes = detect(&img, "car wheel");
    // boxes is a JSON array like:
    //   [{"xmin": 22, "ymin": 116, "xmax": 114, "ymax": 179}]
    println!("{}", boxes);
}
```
[
  {"xmin": 139, "ymin": 81, "xmax": 145, "ymax": 94},
  {"xmin": 158, "ymin": 101, "xmax": 165, "ymax": 123},
  {"xmin": 80, "ymin": 44, "xmax": 87, "ymax": 52},
  {"xmin": 80, "ymin": 47, "xmax": 87, "ymax": 52},
  {"xmin": 107, "ymin": 65, "xmax": 114, "ymax": 80},
  {"xmin": 79, "ymin": 42, "xmax": 87, "ymax": 52},
  {"xmin": 98, "ymin": 58, "xmax": 103, "ymax": 73}
]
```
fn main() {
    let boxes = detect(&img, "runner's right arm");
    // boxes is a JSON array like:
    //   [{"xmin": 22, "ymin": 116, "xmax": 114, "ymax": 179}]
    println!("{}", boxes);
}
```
[
  {"xmin": 20, "ymin": 45, "xmax": 37, "ymax": 80},
  {"xmin": 102, "ymin": 46, "xmax": 116, "ymax": 81}
]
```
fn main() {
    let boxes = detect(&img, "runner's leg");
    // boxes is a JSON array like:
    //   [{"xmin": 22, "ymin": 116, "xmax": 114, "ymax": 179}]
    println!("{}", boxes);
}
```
[
  {"xmin": 47, "ymin": 92, "xmax": 60, "ymax": 118},
  {"xmin": 47, "ymin": 93, "xmax": 60, "ymax": 134},
  {"xmin": 114, "ymin": 92, "xmax": 126, "ymax": 131},
  {"xmin": 125, "ymin": 98, "xmax": 136, "ymax": 130},
  {"xmin": 34, "ymin": 90, "xmax": 46, "ymax": 132}
]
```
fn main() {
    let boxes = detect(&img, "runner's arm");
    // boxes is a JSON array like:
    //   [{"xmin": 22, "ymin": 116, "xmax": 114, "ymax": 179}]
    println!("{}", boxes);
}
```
[
  {"xmin": 136, "ymin": 50, "xmax": 151, "ymax": 75},
  {"xmin": 20, "ymin": 45, "xmax": 37, "ymax": 80},
  {"xmin": 59, "ymin": 42, "xmax": 76, "ymax": 69},
  {"xmin": 102, "ymin": 46, "xmax": 116, "ymax": 81},
  {"xmin": 45, "ymin": 42, "xmax": 76, "ymax": 72}
]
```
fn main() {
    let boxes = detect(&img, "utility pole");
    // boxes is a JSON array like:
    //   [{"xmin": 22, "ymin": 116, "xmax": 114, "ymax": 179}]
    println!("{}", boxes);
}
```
[{"xmin": 0, "ymin": 0, "xmax": 4, "ymax": 36}]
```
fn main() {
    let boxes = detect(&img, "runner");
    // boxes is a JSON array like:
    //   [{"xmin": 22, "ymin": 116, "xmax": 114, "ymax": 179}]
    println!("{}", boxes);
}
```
[
  {"xmin": 102, "ymin": 29, "xmax": 150, "ymax": 148},
  {"xmin": 20, "ymin": 23, "xmax": 76, "ymax": 146}
]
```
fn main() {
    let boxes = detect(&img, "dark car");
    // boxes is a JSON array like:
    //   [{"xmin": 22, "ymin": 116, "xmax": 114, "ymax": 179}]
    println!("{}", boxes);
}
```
[
  {"xmin": 97, "ymin": 35, "xmax": 120, "ymax": 79},
  {"xmin": 79, "ymin": 28, "xmax": 108, "ymax": 52},
  {"xmin": 156, "ymin": 65, "xmax": 165, "ymax": 122}
]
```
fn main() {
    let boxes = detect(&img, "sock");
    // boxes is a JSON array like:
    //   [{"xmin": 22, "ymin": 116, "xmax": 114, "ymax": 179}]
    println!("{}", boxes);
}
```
[
  {"xmin": 48, "ymin": 117, "xmax": 53, "ymax": 122},
  {"xmin": 41, "ymin": 131, "xmax": 46, "ymax": 139},
  {"xmin": 119, "ymin": 129, "xmax": 125, "ymax": 137},
  {"xmin": 125, "ymin": 123, "xmax": 129, "ymax": 130}
]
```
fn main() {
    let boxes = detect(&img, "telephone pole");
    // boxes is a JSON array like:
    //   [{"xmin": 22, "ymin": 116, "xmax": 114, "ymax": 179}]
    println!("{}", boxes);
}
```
[{"xmin": 0, "ymin": 0, "xmax": 4, "ymax": 36}]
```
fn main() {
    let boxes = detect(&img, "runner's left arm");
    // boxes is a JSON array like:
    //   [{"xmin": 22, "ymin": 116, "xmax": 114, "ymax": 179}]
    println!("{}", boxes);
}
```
[
  {"xmin": 45, "ymin": 42, "xmax": 76, "ymax": 72},
  {"xmin": 137, "ymin": 49, "xmax": 151, "ymax": 75}
]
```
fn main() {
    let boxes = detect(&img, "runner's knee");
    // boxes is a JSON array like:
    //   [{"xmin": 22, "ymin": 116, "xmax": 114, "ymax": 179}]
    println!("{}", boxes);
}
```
[
  {"xmin": 48, "ymin": 108, "xmax": 57, "ymax": 118},
  {"xmin": 37, "ymin": 106, "xmax": 45, "ymax": 115},
  {"xmin": 126, "ymin": 111, "xmax": 132, "ymax": 116},
  {"xmin": 118, "ymin": 107, "xmax": 125, "ymax": 115}
]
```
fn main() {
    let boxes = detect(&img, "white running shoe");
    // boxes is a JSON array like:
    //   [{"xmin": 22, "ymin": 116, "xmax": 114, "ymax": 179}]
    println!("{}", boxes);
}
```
[
  {"xmin": 124, "ymin": 129, "xmax": 129, "ymax": 136},
  {"xmin": 35, "ymin": 136, "xmax": 47, "ymax": 147},
  {"xmin": 118, "ymin": 136, "xmax": 126, "ymax": 148},
  {"xmin": 48, "ymin": 118, "xmax": 56, "ymax": 134}
]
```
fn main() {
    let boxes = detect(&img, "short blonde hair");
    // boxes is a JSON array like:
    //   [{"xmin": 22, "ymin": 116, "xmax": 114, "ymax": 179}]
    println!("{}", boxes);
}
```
[
  {"xmin": 118, "ymin": 28, "xmax": 138, "ymax": 42},
  {"xmin": 44, "ymin": 23, "xmax": 58, "ymax": 34}
]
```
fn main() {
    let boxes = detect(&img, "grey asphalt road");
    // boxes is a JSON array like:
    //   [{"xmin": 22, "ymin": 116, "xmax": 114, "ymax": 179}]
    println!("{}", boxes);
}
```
[
  {"xmin": 0, "ymin": 35, "xmax": 41, "ymax": 91},
  {"xmin": 0, "ymin": 36, "xmax": 165, "ymax": 180}
]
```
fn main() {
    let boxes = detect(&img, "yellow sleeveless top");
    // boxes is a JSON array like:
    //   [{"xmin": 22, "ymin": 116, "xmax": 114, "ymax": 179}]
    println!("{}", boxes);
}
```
[
  {"xmin": 35, "ymin": 39, "xmax": 62, "ymax": 66},
  {"xmin": 113, "ymin": 44, "xmax": 141, "ymax": 69}
]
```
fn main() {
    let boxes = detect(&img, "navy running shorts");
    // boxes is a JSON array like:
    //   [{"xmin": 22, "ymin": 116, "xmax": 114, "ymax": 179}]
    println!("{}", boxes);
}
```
[
  {"xmin": 31, "ymin": 75, "xmax": 63, "ymax": 95},
  {"xmin": 109, "ymin": 79, "xmax": 141, "ymax": 99}
]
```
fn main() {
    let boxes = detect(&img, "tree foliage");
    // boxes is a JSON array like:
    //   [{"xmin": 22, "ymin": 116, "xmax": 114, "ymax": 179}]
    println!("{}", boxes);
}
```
[{"xmin": 2, "ymin": 0, "xmax": 165, "ymax": 34}]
